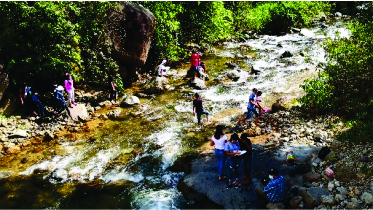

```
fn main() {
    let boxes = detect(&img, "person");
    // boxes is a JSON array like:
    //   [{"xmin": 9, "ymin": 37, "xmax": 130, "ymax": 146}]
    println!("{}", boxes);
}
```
[
  {"xmin": 192, "ymin": 93, "xmax": 209, "ymax": 126},
  {"xmin": 255, "ymin": 91, "xmax": 265, "ymax": 118},
  {"xmin": 256, "ymin": 168, "xmax": 286, "ymax": 203},
  {"xmin": 190, "ymin": 50, "xmax": 201, "ymax": 78},
  {"xmin": 225, "ymin": 133, "xmax": 241, "ymax": 189},
  {"xmin": 19, "ymin": 83, "xmax": 35, "ymax": 116},
  {"xmin": 210, "ymin": 125, "xmax": 228, "ymax": 181},
  {"xmin": 200, "ymin": 62, "xmax": 207, "ymax": 74},
  {"xmin": 158, "ymin": 60, "xmax": 170, "ymax": 77},
  {"xmin": 31, "ymin": 93, "xmax": 45, "ymax": 118},
  {"xmin": 64, "ymin": 73, "xmax": 77, "ymax": 107},
  {"xmin": 239, "ymin": 133, "xmax": 253, "ymax": 185},
  {"xmin": 108, "ymin": 74, "xmax": 117, "ymax": 104},
  {"xmin": 237, "ymin": 88, "xmax": 260, "ymax": 126},
  {"xmin": 56, "ymin": 85, "xmax": 73, "ymax": 120}
]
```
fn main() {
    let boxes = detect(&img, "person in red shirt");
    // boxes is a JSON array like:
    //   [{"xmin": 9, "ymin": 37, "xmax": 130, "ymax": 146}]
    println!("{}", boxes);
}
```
[{"xmin": 191, "ymin": 50, "xmax": 201, "ymax": 78}]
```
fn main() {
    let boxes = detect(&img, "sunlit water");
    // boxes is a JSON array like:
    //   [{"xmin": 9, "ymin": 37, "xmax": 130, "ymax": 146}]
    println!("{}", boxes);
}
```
[{"xmin": 0, "ymin": 20, "xmax": 350, "ymax": 209}]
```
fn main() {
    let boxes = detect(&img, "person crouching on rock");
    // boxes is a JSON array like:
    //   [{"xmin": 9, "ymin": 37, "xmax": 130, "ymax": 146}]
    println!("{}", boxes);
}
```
[
  {"xmin": 192, "ymin": 93, "xmax": 209, "ymax": 126},
  {"xmin": 56, "ymin": 85, "xmax": 73, "ymax": 120},
  {"xmin": 158, "ymin": 60, "xmax": 170, "ymax": 77},
  {"xmin": 210, "ymin": 125, "xmax": 228, "ymax": 181},
  {"xmin": 239, "ymin": 133, "xmax": 253, "ymax": 185},
  {"xmin": 225, "ymin": 133, "xmax": 241, "ymax": 189},
  {"xmin": 256, "ymin": 168, "xmax": 286, "ymax": 204}
]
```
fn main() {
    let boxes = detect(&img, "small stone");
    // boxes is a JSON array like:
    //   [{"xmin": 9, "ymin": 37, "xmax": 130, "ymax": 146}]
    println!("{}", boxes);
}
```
[
  {"xmin": 337, "ymin": 186, "xmax": 348, "ymax": 195},
  {"xmin": 361, "ymin": 192, "xmax": 373, "ymax": 204},
  {"xmin": 351, "ymin": 198, "xmax": 358, "ymax": 203},
  {"xmin": 335, "ymin": 194, "xmax": 345, "ymax": 202},
  {"xmin": 6, "ymin": 145, "xmax": 21, "ymax": 154},
  {"xmin": 335, "ymin": 181, "xmax": 340, "ymax": 187},
  {"xmin": 321, "ymin": 195, "xmax": 335, "ymax": 205},
  {"xmin": 266, "ymin": 202, "xmax": 284, "ymax": 209},
  {"xmin": 21, "ymin": 157, "xmax": 28, "ymax": 164},
  {"xmin": 346, "ymin": 201, "xmax": 359, "ymax": 209},
  {"xmin": 303, "ymin": 172, "xmax": 321, "ymax": 183},
  {"xmin": 353, "ymin": 187, "xmax": 361, "ymax": 195}
]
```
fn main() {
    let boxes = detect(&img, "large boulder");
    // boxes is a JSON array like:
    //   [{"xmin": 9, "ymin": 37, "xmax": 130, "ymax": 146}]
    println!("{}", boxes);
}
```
[
  {"xmin": 226, "ymin": 70, "xmax": 240, "ymax": 81},
  {"xmin": 121, "ymin": 96, "xmax": 140, "ymax": 107},
  {"xmin": 271, "ymin": 98, "xmax": 287, "ymax": 113},
  {"xmin": 299, "ymin": 187, "xmax": 329, "ymax": 206},
  {"xmin": 69, "ymin": 104, "xmax": 89, "ymax": 122},
  {"xmin": 106, "ymin": 2, "xmax": 156, "ymax": 67},
  {"xmin": 143, "ymin": 76, "xmax": 169, "ymax": 94},
  {"xmin": 189, "ymin": 78, "xmax": 207, "ymax": 90}
]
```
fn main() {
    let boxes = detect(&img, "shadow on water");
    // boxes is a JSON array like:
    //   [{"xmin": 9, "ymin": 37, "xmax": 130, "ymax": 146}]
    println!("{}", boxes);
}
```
[{"xmin": 0, "ymin": 174, "xmax": 132, "ymax": 209}]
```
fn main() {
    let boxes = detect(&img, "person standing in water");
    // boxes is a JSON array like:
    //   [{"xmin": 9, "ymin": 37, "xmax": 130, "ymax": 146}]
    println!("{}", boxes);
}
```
[{"xmin": 192, "ymin": 93, "xmax": 209, "ymax": 126}]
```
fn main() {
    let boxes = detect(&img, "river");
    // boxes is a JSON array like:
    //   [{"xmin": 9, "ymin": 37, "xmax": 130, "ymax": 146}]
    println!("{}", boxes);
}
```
[{"xmin": 0, "ymin": 19, "xmax": 350, "ymax": 209}]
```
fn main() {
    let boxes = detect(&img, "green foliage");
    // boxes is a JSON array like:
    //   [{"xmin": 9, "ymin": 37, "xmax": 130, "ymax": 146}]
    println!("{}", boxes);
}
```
[
  {"xmin": 179, "ymin": 2, "xmax": 233, "ymax": 45},
  {"xmin": 0, "ymin": 2, "xmax": 123, "ymax": 93},
  {"xmin": 233, "ymin": 2, "xmax": 330, "ymax": 34},
  {"xmin": 300, "ymin": 2, "xmax": 373, "ymax": 144}
]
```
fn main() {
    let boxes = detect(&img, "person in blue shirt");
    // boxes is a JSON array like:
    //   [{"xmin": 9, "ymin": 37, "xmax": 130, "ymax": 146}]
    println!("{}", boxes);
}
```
[
  {"xmin": 31, "ymin": 93, "xmax": 45, "ymax": 118},
  {"xmin": 55, "ymin": 85, "xmax": 73, "ymax": 120},
  {"xmin": 237, "ymin": 88, "xmax": 260, "ymax": 126},
  {"xmin": 225, "ymin": 133, "xmax": 241, "ymax": 189},
  {"xmin": 256, "ymin": 168, "xmax": 286, "ymax": 203}
]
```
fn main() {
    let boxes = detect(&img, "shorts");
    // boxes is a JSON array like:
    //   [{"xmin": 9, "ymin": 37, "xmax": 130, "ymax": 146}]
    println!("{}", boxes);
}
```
[{"xmin": 246, "ymin": 108, "xmax": 259, "ymax": 120}]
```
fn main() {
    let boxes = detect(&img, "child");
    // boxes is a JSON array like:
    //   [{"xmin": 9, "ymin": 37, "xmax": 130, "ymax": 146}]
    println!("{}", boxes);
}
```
[
  {"xmin": 255, "ymin": 91, "xmax": 265, "ymax": 117},
  {"xmin": 225, "ymin": 133, "xmax": 241, "ymax": 189},
  {"xmin": 64, "ymin": 73, "xmax": 77, "ymax": 107},
  {"xmin": 192, "ymin": 93, "xmax": 209, "ymax": 126}
]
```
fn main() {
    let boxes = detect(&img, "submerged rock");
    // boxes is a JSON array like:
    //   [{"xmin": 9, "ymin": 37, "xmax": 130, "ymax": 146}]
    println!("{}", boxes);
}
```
[
  {"xmin": 189, "ymin": 78, "xmax": 206, "ymax": 90},
  {"xmin": 226, "ymin": 70, "xmax": 240, "ymax": 81},
  {"xmin": 280, "ymin": 50, "xmax": 293, "ymax": 58}
]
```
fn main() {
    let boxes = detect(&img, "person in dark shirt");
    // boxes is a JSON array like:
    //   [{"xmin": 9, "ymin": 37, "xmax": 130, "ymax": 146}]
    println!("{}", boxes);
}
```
[
  {"xmin": 239, "ymin": 133, "xmax": 253, "ymax": 185},
  {"xmin": 107, "ymin": 74, "xmax": 117, "ymax": 104},
  {"xmin": 192, "ymin": 93, "xmax": 209, "ymax": 126}
]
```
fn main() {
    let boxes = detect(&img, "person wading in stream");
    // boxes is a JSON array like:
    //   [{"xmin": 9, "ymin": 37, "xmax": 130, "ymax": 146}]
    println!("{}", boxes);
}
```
[
  {"xmin": 225, "ymin": 133, "xmax": 241, "ymax": 189},
  {"xmin": 210, "ymin": 125, "xmax": 228, "ymax": 181},
  {"xmin": 239, "ymin": 133, "xmax": 253, "ymax": 185},
  {"xmin": 237, "ymin": 88, "xmax": 260, "ymax": 126},
  {"xmin": 192, "ymin": 93, "xmax": 209, "ymax": 126}
]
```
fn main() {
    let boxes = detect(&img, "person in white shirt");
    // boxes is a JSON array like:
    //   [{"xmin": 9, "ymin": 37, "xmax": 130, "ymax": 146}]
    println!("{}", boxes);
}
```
[
  {"xmin": 158, "ymin": 60, "xmax": 170, "ymax": 77},
  {"xmin": 210, "ymin": 125, "xmax": 228, "ymax": 181}
]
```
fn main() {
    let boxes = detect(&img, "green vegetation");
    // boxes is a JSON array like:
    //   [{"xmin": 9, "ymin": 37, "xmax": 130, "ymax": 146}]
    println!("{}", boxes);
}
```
[{"xmin": 299, "ymin": 2, "xmax": 373, "ymax": 144}]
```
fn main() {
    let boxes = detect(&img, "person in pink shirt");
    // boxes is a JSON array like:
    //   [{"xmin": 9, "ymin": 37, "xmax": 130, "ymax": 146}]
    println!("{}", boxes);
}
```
[{"xmin": 64, "ymin": 73, "xmax": 77, "ymax": 107}]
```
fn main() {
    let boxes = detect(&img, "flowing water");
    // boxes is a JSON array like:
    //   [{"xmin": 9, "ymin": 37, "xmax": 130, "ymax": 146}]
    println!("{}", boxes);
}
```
[{"xmin": 0, "ymin": 20, "xmax": 350, "ymax": 209}]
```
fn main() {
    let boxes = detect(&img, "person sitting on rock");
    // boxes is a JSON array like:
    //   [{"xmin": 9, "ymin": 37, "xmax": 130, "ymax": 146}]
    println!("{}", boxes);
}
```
[
  {"xmin": 192, "ymin": 93, "xmax": 209, "ymax": 126},
  {"xmin": 256, "ymin": 168, "xmax": 286, "ymax": 203},
  {"xmin": 55, "ymin": 85, "xmax": 73, "ymax": 120},
  {"xmin": 158, "ymin": 60, "xmax": 170, "ymax": 77},
  {"xmin": 225, "ymin": 133, "xmax": 241, "ymax": 189},
  {"xmin": 237, "ymin": 88, "xmax": 259, "ymax": 126}
]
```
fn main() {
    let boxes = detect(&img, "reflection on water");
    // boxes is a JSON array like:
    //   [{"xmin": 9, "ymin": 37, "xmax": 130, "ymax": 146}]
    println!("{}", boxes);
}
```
[{"xmin": 0, "ymin": 20, "xmax": 350, "ymax": 209}]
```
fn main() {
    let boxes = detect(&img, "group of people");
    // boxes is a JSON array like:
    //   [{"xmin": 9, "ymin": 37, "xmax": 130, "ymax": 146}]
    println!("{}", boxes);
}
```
[
  {"xmin": 210, "ymin": 126, "xmax": 286, "ymax": 203},
  {"xmin": 237, "ymin": 88, "xmax": 266, "ymax": 127},
  {"xmin": 19, "ymin": 73, "xmax": 77, "ymax": 119}
]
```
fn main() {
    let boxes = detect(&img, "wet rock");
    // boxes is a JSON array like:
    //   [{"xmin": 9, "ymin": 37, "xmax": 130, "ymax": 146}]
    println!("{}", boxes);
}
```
[
  {"xmin": 321, "ymin": 195, "xmax": 335, "ymax": 205},
  {"xmin": 9, "ymin": 130, "xmax": 27, "ymax": 138},
  {"xmin": 337, "ymin": 186, "xmax": 348, "ymax": 195},
  {"xmin": 280, "ymin": 50, "xmax": 293, "ymax": 58},
  {"xmin": 98, "ymin": 101, "xmax": 112, "ymax": 107},
  {"xmin": 6, "ymin": 145, "xmax": 21, "ymax": 154},
  {"xmin": 0, "ymin": 171, "xmax": 13, "ymax": 179},
  {"xmin": 43, "ymin": 131, "xmax": 54, "ymax": 141},
  {"xmin": 199, "ymin": 71, "xmax": 210, "ymax": 81},
  {"xmin": 226, "ymin": 70, "xmax": 240, "ymax": 81},
  {"xmin": 51, "ymin": 169, "xmax": 68, "ymax": 182},
  {"xmin": 21, "ymin": 157, "xmax": 28, "ymax": 164},
  {"xmin": 251, "ymin": 66, "xmax": 261, "ymax": 75},
  {"xmin": 266, "ymin": 202, "xmax": 284, "ymax": 209},
  {"xmin": 303, "ymin": 172, "xmax": 321, "ymax": 183},
  {"xmin": 0, "ymin": 120, "xmax": 7, "ymax": 127},
  {"xmin": 70, "ymin": 104, "xmax": 89, "ymax": 122},
  {"xmin": 189, "ymin": 78, "xmax": 207, "ymax": 90},
  {"xmin": 277, "ymin": 43, "xmax": 283, "ymax": 48},
  {"xmin": 271, "ymin": 99, "xmax": 286, "ymax": 113},
  {"xmin": 143, "ymin": 76, "xmax": 169, "ymax": 94},
  {"xmin": 299, "ymin": 187, "xmax": 329, "ymax": 205},
  {"xmin": 121, "ymin": 96, "xmax": 140, "ymax": 107},
  {"xmin": 224, "ymin": 61, "xmax": 238, "ymax": 69},
  {"xmin": 361, "ymin": 192, "xmax": 373, "ymax": 204}
]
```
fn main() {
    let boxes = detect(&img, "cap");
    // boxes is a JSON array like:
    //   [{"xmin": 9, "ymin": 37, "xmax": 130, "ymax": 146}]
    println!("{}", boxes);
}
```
[{"xmin": 56, "ymin": 85, "xmax": 64, "ymax": 91}]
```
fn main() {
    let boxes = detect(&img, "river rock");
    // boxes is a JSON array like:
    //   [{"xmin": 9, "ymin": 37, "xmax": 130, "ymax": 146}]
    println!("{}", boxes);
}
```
[
  {"xmin": 6, "ymin": 145, "xmax": 21, "ymax": 154},
  {"xmin": 143, "ymin": 76, "xmax": 169, "ymax": 94},
  {"xmin": 189, "ymin": 78, "xmax": 206, "ymax": 90},
  {"xmin": 321, "ymin": 195, "xmax": 335, "ymax": 205},
  {"xmin": 106, "ymin": 2, "xmax": 155, "ymax": 67},
  {"xmin": 9, "ymin": 130, "xmax": 27, "ymax": 138},
  {"xmin": 280, "ymin": 50, "xmax": 293, "ymax": 58},
  {"xmin": 303, "ymin": 172, "xmax": 321, "ymax": 183},
  {"xmin": 290, "ymin": 196, "xmax": 302, "ymax": 208},
  {"xmin": 299, "ymin": 187, "xmax": 329, "ymax": 205},
  {"xmin": 251, "ymin": 66, "xmax": 261, "ymax": 75},
  {"xmin": 226, "ymin": 70, "xmax": 240, "ymax": 81},
  {"xmin": 69, "ymin": 104, "xmax": 89, "ymax": 122},
  {"xmin": 224, "ymin": 61, "xmax": 238, "ymax": 69},
  {"xmin": 271, "ymin": 99, "xmax": 286, "ymax": 113},
  {"xmin": 44, "ymin": 131, "xmax": 54, "ymax": 141},
  {"xmin": 266, "ymin": 202, "xmax": 284, "ymax": 209},
  {"xmin": 51, "ymin": 169, "xmax": 68, "ymax": 182},
  {"xmin": 199, "ymin": 71, "xmax": 210, "ymax": 81},
  {"xmin": 346, "ymin": 201, "xmax": 359, "ymax": 209},
  {"xmin": 361, "ymin": 192, "xmax": 373, "ymax": 204},
  {"xmin": 121, "ymin": 96, "xmax": 140, "ymax": 107},
  {"xmin": 0, "ymin": 120, "xmax": 7, "ymax": 127},
  {"xmin": 0, "ymin": 171, "xmax": 13, "ymax": 179}
]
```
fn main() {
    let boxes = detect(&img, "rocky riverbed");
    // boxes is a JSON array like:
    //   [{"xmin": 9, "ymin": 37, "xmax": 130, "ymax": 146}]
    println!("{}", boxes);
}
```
[{"xmin": 180, "ymin": 109, "xmax": 373, "ymax": 209}]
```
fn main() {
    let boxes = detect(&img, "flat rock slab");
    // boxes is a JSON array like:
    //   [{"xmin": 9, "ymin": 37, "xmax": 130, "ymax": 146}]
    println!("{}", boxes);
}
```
[
  {"xmin": 69, "ymin": 104, "xmax": 88, "ymax": 120},
  {"xmin": 183, "ymin": 143, "xmax": 320, "ymax": 208}
]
